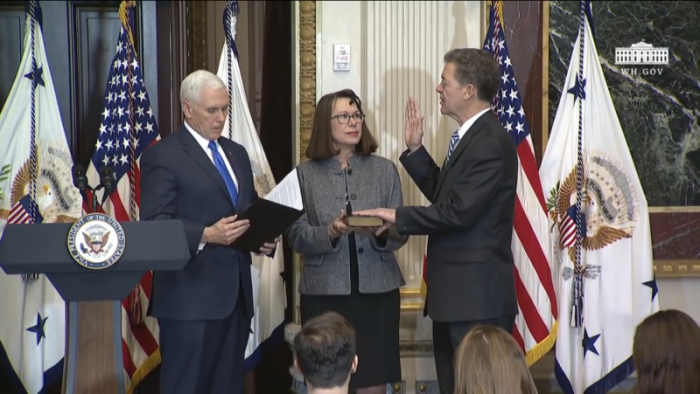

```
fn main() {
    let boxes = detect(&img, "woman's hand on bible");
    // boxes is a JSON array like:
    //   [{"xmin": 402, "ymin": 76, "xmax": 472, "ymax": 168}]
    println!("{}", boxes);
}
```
[{"xmin": 328, "ymin": 209, "xmax": 351, "ymax": 239}]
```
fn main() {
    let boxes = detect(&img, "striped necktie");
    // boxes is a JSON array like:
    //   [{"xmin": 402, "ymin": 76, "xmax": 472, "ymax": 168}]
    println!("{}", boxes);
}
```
[{"xmin": 444, "ymin": 129, "xmax": 461, "ymax": 165}]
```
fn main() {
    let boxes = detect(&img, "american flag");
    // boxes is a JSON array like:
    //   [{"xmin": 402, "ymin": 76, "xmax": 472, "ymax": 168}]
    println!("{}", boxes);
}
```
[
  {"xmin": 481, "ymin": 0, "xmax": 558, "ymax": 365},
  {"xmin": 85, "ymin": 2, "xmax": 160, "ymax": 390},
  {"xmin": 559, "ymin": 204, "xmax": 586, "ymax": 248},
  {"xmin": 7, "ymin": 195, "xmax": 43, "ymax": 225}
]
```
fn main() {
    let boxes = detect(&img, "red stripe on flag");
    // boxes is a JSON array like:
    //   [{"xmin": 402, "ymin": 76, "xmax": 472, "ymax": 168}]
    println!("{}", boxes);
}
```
[
  {"xmin": 82, "ymin": 190, "xmax": 105, "ymax": 215},
  {"xmin": 128, "ymin": 313, "xmax": 159, "ymax": 355},
  {"xmin": 108, "ymin": 192, "xmax": 130, "ymax": 221},
  {"xmin": 121, "ymin": 339, "xmax": 137, "ymax": 377},
  {"xmin": 513, "ymin": 265, "xmax": 549, "ymax": 342},
  {"xmin": 516, "ymin": 141, "xmax": 547, "ymax": 212},
  {"xmin": 512, "ymin": 322, "xmax": 526, "ymax": 352},
  {"xmin": 513, "ymin": 199, "xmax": 558, "ymax": 318},
  {"xmin": 132, "ymin": 165, "xmax": 141, "ymax": 209}
]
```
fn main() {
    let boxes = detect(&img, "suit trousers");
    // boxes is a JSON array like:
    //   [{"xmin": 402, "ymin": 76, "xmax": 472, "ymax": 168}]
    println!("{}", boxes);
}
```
[
  {"xmin": 158, "ymin": 287, "xmax": 251, "ymax": 394},
  {"xmin": 432, "ymin": 315, "xmax": 515, "ymax": 394}
]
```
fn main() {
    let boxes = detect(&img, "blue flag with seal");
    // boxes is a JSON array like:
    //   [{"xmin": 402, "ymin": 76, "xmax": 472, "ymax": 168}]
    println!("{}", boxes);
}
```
[
  {"xmin": 0, "ymin": 1, "xmax": 82, "ymax": 392},
  {"xmin": 540, "ymin": 2, "xmax": 660, "ymax": 393}
]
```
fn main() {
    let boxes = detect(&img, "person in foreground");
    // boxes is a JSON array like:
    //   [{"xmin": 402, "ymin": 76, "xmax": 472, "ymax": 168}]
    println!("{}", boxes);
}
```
[
  {"xmin": 632, "ymin": 309, "xmax": 700, "ymax": 394},
  {"xmin": 294, "ymin": 311, "xmax": 358, "ymax": 394},
  {"xmin": 354, "ymin": 48, "xmax": 519, "ymax": 394},
  {"xmin": 139, "ymin": 69, "xmax": 277, "ymax": 393},
  {"xmin": 454, "ymin": 325, "xmax": 537, "ymax": 394},
  {"xmin": 286, "ymin": 89, "xmax": 407, "ymax": 394}
]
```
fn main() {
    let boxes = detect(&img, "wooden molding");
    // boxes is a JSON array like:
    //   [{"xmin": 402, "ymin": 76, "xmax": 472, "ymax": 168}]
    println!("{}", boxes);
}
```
[
  {"xmin": 654, "ymin": 260, "xmax": 700, "ymax": 278},
  {"xmin": 298, "ymin": 1, "xmax": 316, "ymax": 165},
  {"xmin": 541, "ymin": 1, "xmax": 550, "ymax": 156},
  {"xmin": 293, "ymin": 1, "xmax": 317, "ymax": 325},
  {"xmin": 186, "ymin": 1, "xmax": 208, "ymax": 73}
]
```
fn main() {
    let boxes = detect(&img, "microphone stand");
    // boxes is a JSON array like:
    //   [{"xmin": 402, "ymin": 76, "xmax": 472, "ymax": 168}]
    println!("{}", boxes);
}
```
[{"xmin": 91, "ymin": 185, "xmax": 104, "ymax": 214}]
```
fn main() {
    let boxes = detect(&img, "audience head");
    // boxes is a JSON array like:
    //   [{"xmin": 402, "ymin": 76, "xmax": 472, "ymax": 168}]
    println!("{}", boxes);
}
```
[
  {"xmin": 180, "ymin": 70, "xmax": 229, "ymax": 141},
  {"xmin": 294, "ymin": 311, "xmax": 358, "ymax": 391},
  {"xmin": 454, "ymin": 325, "xmax": 537, "ymax": 394},
  {"xmin": 306, "ymin": 88, "xmax": 377, "ymax": 160},
  {"xmin": 633, "ymin": 309, "xmax": 700, "ymax": 394},
  {"xmin": 437, "ymin": 48, "xmax": 499, "ymax": 121}
]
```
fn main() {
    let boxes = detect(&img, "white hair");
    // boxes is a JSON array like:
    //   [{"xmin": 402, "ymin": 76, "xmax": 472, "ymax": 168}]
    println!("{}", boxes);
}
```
[{"xmin": 179, "ymin": 70, "xmax": 227, "ymax": 105}]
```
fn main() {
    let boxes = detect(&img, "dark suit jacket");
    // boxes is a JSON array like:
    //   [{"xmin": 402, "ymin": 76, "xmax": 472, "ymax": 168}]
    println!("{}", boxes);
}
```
[
  {"xmin": 396, "ymin": 111, "xmax": 518, "ymax": 323},
  {"xmin": 139, "ymin": 125, "xmax": 258, "ymax": 321}
]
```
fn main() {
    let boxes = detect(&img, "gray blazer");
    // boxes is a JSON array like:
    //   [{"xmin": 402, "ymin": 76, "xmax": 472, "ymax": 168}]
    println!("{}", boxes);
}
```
[{"xmin": 286, "ymin": 154, "xmax": 408, "ymax": 295}]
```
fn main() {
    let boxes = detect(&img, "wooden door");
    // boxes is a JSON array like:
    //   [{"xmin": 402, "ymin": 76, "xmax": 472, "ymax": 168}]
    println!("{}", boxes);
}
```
[{"xmin": 0, "ymin": 0, "xmax": 185, "ymax": 166}]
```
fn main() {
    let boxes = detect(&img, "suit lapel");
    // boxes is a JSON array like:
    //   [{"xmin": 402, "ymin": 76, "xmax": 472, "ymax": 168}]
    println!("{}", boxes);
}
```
[
  {"xmin": 435, "ymin": 112, "xmax": 492, "ymax": 193},
  {"xmin": 178, "ymin": 127, "xmax": 232, "ymax": 203}
]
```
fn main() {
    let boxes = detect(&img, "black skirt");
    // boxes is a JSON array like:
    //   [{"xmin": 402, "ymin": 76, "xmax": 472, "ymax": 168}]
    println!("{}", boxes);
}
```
[{"xmin": 300, "ymin": 230, "xmax": 401, "ymax": 390}]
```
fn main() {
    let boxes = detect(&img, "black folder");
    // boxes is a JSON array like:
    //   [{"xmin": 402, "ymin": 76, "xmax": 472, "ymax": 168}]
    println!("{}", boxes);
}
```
[{"xmin": 232, "ymin": 198, "xmax": 304, "ymax": 253}]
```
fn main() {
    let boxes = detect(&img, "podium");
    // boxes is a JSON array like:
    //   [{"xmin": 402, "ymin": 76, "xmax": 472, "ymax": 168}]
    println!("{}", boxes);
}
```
[{"xmin": 0, "ymin": 218, "xmax": 191, "ymax": 394}]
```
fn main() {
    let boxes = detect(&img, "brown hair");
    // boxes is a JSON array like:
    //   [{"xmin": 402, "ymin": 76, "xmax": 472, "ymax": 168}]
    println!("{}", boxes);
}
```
[
  {"xmin": 633, "ymin": 309, "xmax": 700, "ymax": 394},
  {"xmin": 454, "ymin": 325, "xmax": 537, "ymax": 394},
  {"xmin": 305, "ymin": 88, "xmax": 378, "ymax": 160},
  {"xmin": 294, "ymin": 311, "xmax": 356, "ymax": 389},
  {"xmin": 443, "ymin": 48, "xmax": 500, "ymax": 102}
]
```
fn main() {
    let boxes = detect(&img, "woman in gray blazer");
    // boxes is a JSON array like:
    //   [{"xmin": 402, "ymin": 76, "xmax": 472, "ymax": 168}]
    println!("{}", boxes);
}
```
[{"xmin": 286, "ymin": 89, "xmax": 408, "ymax": 394}]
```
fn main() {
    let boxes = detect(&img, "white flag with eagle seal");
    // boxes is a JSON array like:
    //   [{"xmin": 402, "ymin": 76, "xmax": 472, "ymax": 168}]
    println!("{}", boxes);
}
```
[
  {"xmin": 0, "ymin": 2, "xmax": 82, "ymax": 393},
  {"xmin": 216, "ymin": 0, "xmax": 286, "ymax": 368},
  {"xmin": 540, "ymin": 2, "xmax": 660, "ymax": 393}
]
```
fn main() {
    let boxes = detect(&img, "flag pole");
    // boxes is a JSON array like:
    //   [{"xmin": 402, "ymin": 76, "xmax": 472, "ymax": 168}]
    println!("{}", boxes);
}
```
[
  {"xmin": 223, "ymin": 1, "xmax": 240, "ymax": 140},
  {"xmin": 119, "ymin": 0, "xmax": 144, "ymax": 326},
  {"xmin": 571, "ymin": 0, "xmax": 587, "ymax": 328},
  {"xmin": 23, "ymin": 0, "xmax": 40, "ymax": 282}
]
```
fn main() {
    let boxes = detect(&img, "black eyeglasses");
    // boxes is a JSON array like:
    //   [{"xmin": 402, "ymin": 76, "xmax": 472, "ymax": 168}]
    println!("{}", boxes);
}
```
[{"xmin": 331, "ymin": 113, "xmax": 365, "ymax": 124}]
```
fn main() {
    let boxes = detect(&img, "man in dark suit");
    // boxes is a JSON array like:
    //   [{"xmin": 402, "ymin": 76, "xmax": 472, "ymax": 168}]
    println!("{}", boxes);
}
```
[
  {"xmin": 140, "ymin": 69, "xmax": 277, "ymax": 394},
  {"xmin": 355, "ymin": 48, "xmax": 518, "ymax": 394}
]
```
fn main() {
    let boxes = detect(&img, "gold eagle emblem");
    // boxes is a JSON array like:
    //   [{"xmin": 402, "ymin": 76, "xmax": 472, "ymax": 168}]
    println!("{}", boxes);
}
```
[
  {"xmin": 546, "ymin": 151, "xmax": 640, "ymax": 263},
  {"xmin": 82, "ymin": 230, "xmax": 111, "ymax": 254},
  {"xmin": 0, "ymin": 142, "xmax": 80, "ymax": 224}
]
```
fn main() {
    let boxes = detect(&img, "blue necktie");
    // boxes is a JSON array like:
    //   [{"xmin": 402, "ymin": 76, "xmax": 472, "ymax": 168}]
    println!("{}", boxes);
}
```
[
  {"xmin": 208, "ymin": 141, "xmax": 238, "ymax": 208},
  {"xmin": 444, "ymin": 129, "xmax": 460, "ymax": 165}
]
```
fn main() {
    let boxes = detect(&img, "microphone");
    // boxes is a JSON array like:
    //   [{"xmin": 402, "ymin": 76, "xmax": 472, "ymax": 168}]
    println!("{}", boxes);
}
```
[
  {"xmin": 72, "ymin": 164, "xmax": 89, "ymax": 192},
  {"xmin": 99, "ymin": 167, "xmax": 116, "ymax": 203}
]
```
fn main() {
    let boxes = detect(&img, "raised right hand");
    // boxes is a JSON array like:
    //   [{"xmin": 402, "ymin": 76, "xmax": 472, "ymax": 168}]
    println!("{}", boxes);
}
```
[
  {"xmin": 405, "ymin": 97, "xmax": 425, "ymax": 152},
  {"xmin": 203, "ymin": 215, "xmax": 250, "ymax": 245},
  {"xmin": 328, "ymin": 209, "xmax": 351, "ymax": 239}
]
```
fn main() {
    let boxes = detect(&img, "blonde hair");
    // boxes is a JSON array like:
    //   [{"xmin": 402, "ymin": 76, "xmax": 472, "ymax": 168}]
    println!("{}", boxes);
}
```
[{"xmin": 454, "ymin": 325, "xmax": 537, "ymax": 394}]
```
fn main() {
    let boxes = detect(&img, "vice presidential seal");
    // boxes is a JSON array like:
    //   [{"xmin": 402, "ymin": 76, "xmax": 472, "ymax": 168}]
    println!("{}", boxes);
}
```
[
  {"xmin": 546, "ymin": 149, "xmax": 640, "ymax": 280},
  {"xmin": 67, "ymin": 213, "xmax": 126, "ymax": 270}
]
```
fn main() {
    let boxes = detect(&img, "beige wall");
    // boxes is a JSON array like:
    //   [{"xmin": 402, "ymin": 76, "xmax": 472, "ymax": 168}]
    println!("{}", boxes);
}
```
[{"xmin": 315, "ymin": 0, "xmax": 485, "ymax": 312}]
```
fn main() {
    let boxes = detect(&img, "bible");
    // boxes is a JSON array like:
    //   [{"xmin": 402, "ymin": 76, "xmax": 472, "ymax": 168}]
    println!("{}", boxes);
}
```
[{"xmin": 344, "ymin": 215, "xmax": 383, "ymax": 227}]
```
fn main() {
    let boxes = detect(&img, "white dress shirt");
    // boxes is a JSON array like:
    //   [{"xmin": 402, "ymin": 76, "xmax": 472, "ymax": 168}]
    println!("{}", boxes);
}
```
[
  {"xmin": 453, "ymin": 107, "xmax": 492, "ymax": 143},
  {"xmin": 184, "ymin": 121, "xmax": 239, "ymax": 251}
]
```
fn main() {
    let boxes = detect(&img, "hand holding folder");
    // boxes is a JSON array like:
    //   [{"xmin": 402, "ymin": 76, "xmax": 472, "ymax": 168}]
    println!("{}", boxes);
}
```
[{"xmin": 231, "ymin": 170, "xmax": 305, "ymax": 254}]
